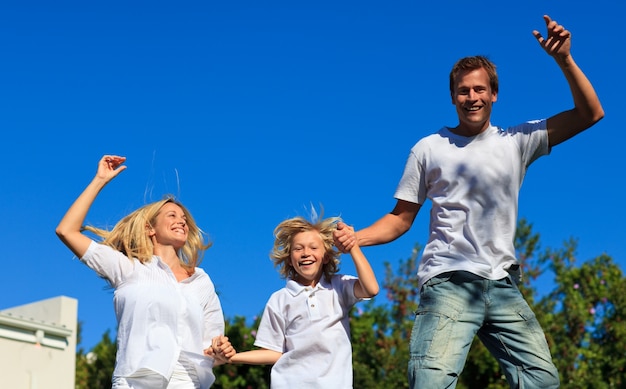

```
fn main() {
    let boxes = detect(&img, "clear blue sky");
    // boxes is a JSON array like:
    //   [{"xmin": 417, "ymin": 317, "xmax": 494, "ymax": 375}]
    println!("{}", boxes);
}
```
[{"xmin": 1, "ymin": 1, "xmax": 623, "ymax": 351}]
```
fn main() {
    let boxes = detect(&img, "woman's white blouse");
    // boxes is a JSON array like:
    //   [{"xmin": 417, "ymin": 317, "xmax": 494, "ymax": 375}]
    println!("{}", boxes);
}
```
[{"xmin": 81, "ymin": 241, "xmax": 224, "ymax": 387}]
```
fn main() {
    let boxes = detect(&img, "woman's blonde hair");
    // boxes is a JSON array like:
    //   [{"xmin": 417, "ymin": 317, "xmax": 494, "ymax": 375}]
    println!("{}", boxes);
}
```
[
  {"xmin": 270, "ymin": 216, "xmax": 341, "ymax": 282},
  {"xmin": 83, "ymin": 197, "xmax": 211, "ymax": 273}
]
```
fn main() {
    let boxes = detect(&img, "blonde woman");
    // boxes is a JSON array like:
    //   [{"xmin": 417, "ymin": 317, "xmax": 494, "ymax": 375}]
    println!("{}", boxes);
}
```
[
  {"xmin": 56, "ymin": 155, "xmax": 234, "ymax": 389},
  {"xmin": 230, "ymin": 216, "xmax": 379, "ymax": 388}
]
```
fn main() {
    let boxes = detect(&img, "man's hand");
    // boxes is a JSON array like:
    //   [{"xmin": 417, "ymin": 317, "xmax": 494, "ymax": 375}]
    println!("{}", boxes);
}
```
[
  {"xmin": 533, "ymin": 15, "xmax": 572, "ymax": 59},
  {"xmin": 333, "ymin": 221, "xmax": 356, "ymax": 253}
]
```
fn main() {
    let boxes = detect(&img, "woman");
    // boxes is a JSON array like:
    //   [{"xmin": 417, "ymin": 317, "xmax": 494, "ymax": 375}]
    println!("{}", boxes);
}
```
[{"xmin": 56, "ymin": 155, "xmax": 233, "ymax": 389}]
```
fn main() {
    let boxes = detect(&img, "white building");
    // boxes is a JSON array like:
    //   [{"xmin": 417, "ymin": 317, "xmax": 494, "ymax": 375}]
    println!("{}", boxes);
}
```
[{"xmin": 0, "ymin": 296, "xmax": 77, "ymax": 389}]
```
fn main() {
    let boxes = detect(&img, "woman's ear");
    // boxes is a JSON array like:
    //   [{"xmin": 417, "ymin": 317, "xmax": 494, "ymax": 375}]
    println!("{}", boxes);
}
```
[{"xmin": 146, "ymin": 223, "xmax": 155, "ymax": 237}]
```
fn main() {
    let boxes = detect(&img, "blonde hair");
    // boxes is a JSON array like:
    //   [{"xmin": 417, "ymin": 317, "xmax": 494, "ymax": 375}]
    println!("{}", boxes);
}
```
[
  {"xmin": 270, "ymin": 216, "xmax": 341, "ymax": 282},
  {"xmin": 83, "ymin": 197, "xmax": 211, "ymax": 273}
]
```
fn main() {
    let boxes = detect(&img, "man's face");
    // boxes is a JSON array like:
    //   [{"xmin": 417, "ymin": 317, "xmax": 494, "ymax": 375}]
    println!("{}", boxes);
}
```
[{"xmin": 451, "ymin": 67, "xmax": 498, "ymax": 136}]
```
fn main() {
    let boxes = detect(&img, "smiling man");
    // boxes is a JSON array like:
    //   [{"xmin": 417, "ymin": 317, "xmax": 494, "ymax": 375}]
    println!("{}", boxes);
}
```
[{"xmin": 334, "ymin": 14, "xmax": 604, "ymax": 389}]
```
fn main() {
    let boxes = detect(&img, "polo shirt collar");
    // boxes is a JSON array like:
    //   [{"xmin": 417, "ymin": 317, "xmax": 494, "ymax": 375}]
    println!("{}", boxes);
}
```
[{"xmin": 285, "ymin": 277, "xmax": 331, "ymax": 296}]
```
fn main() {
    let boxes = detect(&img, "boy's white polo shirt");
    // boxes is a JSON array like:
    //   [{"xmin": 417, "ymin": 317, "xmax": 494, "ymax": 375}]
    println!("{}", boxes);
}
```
[{"xmin": 254, "ymin": 274, "xmax": 362, "ymax": 388}]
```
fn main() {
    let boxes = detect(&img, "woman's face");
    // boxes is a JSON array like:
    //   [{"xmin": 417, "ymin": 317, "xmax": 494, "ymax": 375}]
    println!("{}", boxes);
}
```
[{"xmin": 149, "ymin": 202, "xmax": 189, "ymax": 249}]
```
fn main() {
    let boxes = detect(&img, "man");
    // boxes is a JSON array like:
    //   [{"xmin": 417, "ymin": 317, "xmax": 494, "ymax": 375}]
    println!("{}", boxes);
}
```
[{"xmin": 334, "ymin": 15, "xmax": 603, "ymax": 388}]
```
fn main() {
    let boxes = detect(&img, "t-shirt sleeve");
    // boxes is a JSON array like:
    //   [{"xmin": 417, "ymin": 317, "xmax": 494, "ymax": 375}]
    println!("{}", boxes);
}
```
[
  {"xmin": 509, "ymin": 119, "xmax": 550, "ymax": 167},
  {"xmin": 394, "ymin": 139, "xmax": 429, "ymax": 205}
]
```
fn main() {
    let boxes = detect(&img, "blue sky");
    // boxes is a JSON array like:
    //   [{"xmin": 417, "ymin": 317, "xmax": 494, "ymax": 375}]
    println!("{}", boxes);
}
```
[{"xmin": 1, "ymin": 1, "xmax": 623, "ymax": 351}]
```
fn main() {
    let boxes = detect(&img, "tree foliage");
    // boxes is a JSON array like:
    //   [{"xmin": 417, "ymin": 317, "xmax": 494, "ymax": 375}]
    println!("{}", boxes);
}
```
[
  {"xmin": 75, "ymin": 328, "xmax": 115, "ymax": 389},
  {"xmin": 350, "ymin": 245, "xmax": 420, "ymax": 388},
  {"xmin": 76, "ymin": 219, "xmax": 626, "ymax": 387},
  {"xmin": 213, "ymin": 315, "xmax": 271, "ymax": 388},
  {"xmin": 537, "ymin": 242, "xmax": 626, "ymax": 388}
]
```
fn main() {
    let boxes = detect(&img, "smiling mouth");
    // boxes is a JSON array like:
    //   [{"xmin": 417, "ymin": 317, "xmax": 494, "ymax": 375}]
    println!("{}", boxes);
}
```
[{"xmin": 299, "ymin": 260, "xmax": 314, "ymax": 266}]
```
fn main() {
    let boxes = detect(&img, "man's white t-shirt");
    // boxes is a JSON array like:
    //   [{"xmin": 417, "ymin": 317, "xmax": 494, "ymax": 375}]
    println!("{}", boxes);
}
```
[{"xmin": 395, "ymin": 121, "xmax": 550, "ymax": 289}]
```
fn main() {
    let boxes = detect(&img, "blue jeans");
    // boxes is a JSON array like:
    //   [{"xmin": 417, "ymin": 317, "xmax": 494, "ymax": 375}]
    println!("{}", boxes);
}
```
[{"xmin": 408, "ymin": 271, "xmax": 559, "ymax": 389}]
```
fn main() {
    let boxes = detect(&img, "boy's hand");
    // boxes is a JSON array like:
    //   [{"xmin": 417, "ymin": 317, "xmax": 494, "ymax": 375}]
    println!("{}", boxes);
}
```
[{"xmin": 206, "ymin": 335, "xmax": 236, "ymax": 365}]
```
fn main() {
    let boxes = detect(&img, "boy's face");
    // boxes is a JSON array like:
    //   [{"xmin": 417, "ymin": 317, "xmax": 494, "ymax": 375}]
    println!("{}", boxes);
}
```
[
  {"xmin": 290, "ymin": 230, "xmax": 328, "ymax": 287},
  {"xmin": 451, "ymin": 67, "xmax": 498, "ymax": 136}
]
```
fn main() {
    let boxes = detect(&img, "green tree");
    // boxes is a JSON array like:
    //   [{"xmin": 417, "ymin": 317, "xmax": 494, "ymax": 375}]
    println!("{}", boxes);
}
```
[
  {"xmin": 74, "ymin": 321, "xmax": 89, "ymax": 388},
  {"xmin": 537, "ymin": 241, "xmax": 626, "ymax": 388},
  {"xmin": 214, "ymin": 314, "xmax": 272, "ymax": 389},
  {"xmin": 75, "ymin": 328, "xmax": 116, "ymax": 389},
  {"xmin": 351, "ymin": 245, "xmax": 420, "ymax": 388}
]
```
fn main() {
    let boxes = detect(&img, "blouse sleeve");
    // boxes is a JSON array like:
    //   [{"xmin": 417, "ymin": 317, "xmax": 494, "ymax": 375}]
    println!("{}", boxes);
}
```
[
  {"xmin": 200, "ymin": 273, "xmax": 226, "ymax": 348},
  {"xmin": 80, "ymin": 240, "xmax": 135, "ymax": 287}
]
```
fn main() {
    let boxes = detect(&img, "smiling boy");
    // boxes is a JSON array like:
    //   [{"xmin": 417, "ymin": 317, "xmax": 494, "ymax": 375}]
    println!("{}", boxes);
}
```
[{"xmin": 229, "ymin": 216, "xmax": 379, "ymax": 388}]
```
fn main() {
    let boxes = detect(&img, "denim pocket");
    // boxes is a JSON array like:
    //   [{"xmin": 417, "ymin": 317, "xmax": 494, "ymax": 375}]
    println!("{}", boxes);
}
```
[
  {"xmin": 411, "ymin": 276, "xmax": 464, "ymax": 360},
  {"xmin": 421, "ymin": 271, "xmax": 453, "ymax": 289}
]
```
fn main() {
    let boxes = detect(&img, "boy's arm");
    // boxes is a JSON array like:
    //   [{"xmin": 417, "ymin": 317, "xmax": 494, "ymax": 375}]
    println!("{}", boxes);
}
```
[
  {"xmin": 533, "ymin": 15, "xmax": 604, "ymax": 147},
  {"xmin": 350, "ymin": 243, "xmax": 380, "ymax": 299},
  {"xmin": 337, "ymin": 222, "xmax": 380, "ymax": 299},
  {"xmin": 229, "ymin": 349, "xmax": 282, "ymax": 365}
]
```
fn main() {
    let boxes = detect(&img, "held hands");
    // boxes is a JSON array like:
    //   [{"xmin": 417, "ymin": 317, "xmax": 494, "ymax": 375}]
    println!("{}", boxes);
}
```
[
  {"xmin": 96, "ymin": 155, "xmax": 127, "ymax": 183},
  {"xmin": 204, "ymin": 335, "xmax": 236, "ymax": 365},
  {"xmin": 333, "ymin": 221, "xmax": 356, "ymax": 253},
  {"xmin": 533, "ymin": 15, "xmax": 571, "ymax": 60}
]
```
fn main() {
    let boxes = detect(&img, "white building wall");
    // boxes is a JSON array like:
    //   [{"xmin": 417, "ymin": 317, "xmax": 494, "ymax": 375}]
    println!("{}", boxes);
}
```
[{"xmin": 0, "ymin": 296, "xmax": 77, "ymax": 389}]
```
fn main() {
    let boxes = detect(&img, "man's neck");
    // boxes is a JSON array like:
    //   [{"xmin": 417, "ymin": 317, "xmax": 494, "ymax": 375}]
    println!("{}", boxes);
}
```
[{"xmin": 450, "ymin": 122, "xmax": 490, "ymax": 137}]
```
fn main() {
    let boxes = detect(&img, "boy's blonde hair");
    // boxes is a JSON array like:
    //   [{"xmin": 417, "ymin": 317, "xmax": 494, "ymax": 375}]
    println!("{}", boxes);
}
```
[
  {"xmin": 84, "ymin": 197, "xmax": 211, "ymax": 273},
  {"xmin": 270, "ymin": 216, "xmax": 341, "ymax": 282}
]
